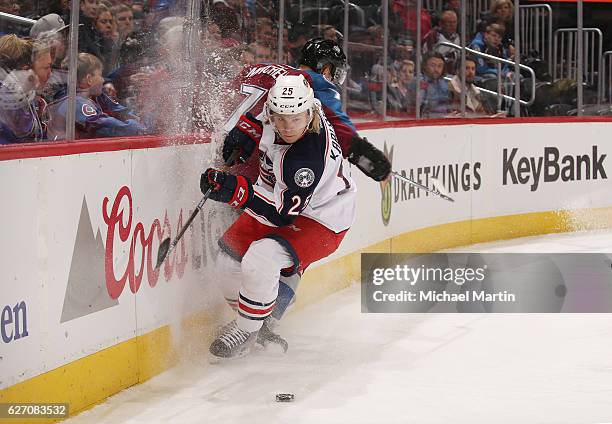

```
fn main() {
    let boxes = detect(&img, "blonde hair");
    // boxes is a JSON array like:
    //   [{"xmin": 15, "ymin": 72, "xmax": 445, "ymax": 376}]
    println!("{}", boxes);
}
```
[
  {"xmin": 0, "ymin": 34, "xmax": 33, "ymax": 71},
  {"xmin": 401, "ymin": 59, "xmax": 415, "ymax": 70},
  {"xmin": 97, "ymin": 3, "xmax": 111, "ymax": 16},
  {"xmin": 308, "ymin": 104, "xmax": 322, "ymax": 134},
  {"xmin": 490, "ymin": 0, "xmax": 514, "ymax": 17},
  {"xmin": 78, "ymin": 53, "xmax": 102, "ymax": 82},
  {"xmin": 61, "ymin": 52, "xmax": 102, "ymax": 82}
]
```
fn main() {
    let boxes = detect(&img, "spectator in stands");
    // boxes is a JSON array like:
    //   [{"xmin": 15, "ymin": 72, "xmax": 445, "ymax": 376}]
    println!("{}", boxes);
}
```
[
  {"xmin": 370, "ymin": 38, "xmax": 414, "ymax": 110},
  {"xmin": 78, "ymin": 0, "xmax": 107, "ymax": 66},
  {"xmin": 469, "ymin": 23, "xmax": 510, "ymax": 80},
  {"xmin": 489, "ymin": 0, "xmax": 514, "ymax": 52},
  {"xmin": 30, "ymin": 14, "xmax": 71, "ymax": 103},
  {"xmin": 407, "ymin": 51, "xmax": 451, "ymax": 118},
  {"xmin": 30, "ymin": 14, "xmax": 70, "ymax": 69},
  {"xmin": 388, "ymin": 60, "xmax": 415, "ymax": 113},
  {"xmin": 0, "ymin": 35, "xmax": 46, "ymax": 144},
  {"xmin": 95, "ymin": 3, "xmax": 118, "ymax": 73},
  {"xmin": 368, "ymin": 58, "xmax": 386, "ymax": 114},
  {"xmin": 389, "ymin": 0, "xmax": 431, "ymax": 40},
  {"xmin": 491, "ymin": 0, "xmax": 514, "ymax": 24},
  {"xmin": 47, "ymin": 53, "xmax": 148, "ymax": 140},
  {"xmin": 448, "ymin": 56, "xmax": 490, "ymax": 117},
  {"xmin": 423, "ymin": 10, "xmax": 459, "ymax": 53},
  {"xmin": 286, "ymin": 22, "xmax": 311, "ymax": 67},
  {"xmin": 112, "ymin": 4, "xmax": 134, "ymax": 46},
  {"xmin": 32, "ymin": 44, "xmax": 53, "ymax": 94},
  {"xmin": 422, "ymin": 9, "xmax": 460, "ymax": 75},
  {"xmin": 400, "ymin": 60, "xmax": 415, "ymax": 83},
  {"xmin": 255, "ymin": 42, "xmax": 275, "ymax": 63},
  {"xmin": 255, "ymin": 17, "xmax": 276, "ymax": 51},
  {"xmin": 109, "ymin": 4, "xmax": 137, "ymax": 76},
  {"xmin": 95, "ymin": 5, "xmax": 116, "ymax": 41},
  {"xmin": 389, "ymin": 38, "xmax": 414, "ymax": 73},
  {"xmin": 30, "ymin": 13, "xmax": 68, "ymax": 40},
  {"xmin": 102, "ymin": 35, "xmax": 142, "ymax": 106}
]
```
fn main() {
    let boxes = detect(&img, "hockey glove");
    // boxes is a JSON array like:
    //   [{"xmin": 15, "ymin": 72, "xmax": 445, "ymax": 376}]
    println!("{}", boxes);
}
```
[
  {"xmin": 200, "ymin": 168, "xmax": 253, "ymax": 209},
  {"xmin": 347, "ymin": 135, "xmax": 391, "ymax": 182},
  {"xmin": 223, "ymin": 112, "xmax": 263, "ymax": 165}
]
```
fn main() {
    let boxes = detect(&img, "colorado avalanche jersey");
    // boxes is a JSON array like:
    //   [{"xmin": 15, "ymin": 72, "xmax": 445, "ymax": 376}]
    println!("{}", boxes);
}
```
[
  {"xmin": 244, "ymin": 100, "xmax": 356, "ymax": 233},
  {"xmin": 46, "ymin": 91, "xmax": 148, "ymax": 140}
]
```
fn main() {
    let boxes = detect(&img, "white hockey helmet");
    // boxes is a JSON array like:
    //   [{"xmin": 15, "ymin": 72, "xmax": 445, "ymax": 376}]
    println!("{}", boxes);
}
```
[{"xmin": 266, "ymin": 74, "xmax": 315, "ymax": 115}]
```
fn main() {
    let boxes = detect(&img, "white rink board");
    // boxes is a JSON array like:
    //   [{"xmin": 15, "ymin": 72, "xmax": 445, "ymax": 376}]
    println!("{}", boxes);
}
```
[
  {"xmin": 0, "ymin": 143, "xmax": 224, "ymax": 388},
  {"xmin": 2, "ymin": 121, "xmax": 612, "ymax": 389},
  {"xmin": 333, "ymin": 121, "xmax": 612, "ymax": 260}
]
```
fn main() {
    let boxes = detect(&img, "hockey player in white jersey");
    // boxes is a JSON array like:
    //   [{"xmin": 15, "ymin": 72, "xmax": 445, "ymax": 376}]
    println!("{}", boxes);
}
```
[{"xmin": 200, "ymin": 75, "xmax": 356, "ymax": 358}]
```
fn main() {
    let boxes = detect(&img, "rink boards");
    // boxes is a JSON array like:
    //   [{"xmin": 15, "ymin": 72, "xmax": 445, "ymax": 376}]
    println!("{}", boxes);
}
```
[{"xmin": 1, "ymin": 119, "xmax": 612, "ymax": 421}]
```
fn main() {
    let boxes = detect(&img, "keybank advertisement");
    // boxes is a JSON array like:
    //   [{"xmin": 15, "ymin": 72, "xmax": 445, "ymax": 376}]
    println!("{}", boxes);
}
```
[
  {"xmin": 336, "ymin": 122, "xmax": 612, "ymax": 260},
  {"xmin": 473, "ymin": 122, "xmax": 611, "ymax": 219}
]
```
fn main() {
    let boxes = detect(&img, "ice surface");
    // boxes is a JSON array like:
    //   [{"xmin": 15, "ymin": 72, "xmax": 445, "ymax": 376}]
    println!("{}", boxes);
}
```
[{"xmin": 65, "ymin": 230, "xmax": 612, "ymax": 424}]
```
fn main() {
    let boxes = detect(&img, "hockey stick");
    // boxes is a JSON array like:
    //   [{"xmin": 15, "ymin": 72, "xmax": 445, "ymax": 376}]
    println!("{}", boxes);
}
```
[
  {"xmin": 391, "ymin": 171, "xmax": 455, "ymax": 202},
  {"xmin": 155, "ymin": 150, "xmax": 240, "ymax": 270}
]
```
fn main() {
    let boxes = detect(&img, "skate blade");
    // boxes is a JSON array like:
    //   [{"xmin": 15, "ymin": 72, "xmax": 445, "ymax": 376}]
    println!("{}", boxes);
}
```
[{"xmin": 208, "ymin": 347, "xmax": 253, "ymax": 364}]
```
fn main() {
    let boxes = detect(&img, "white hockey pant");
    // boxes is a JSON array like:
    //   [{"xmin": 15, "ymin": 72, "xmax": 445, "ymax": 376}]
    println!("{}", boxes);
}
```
[{"xmin": 215, "ymin": 238, "xmax": 294, "ymax": 332}]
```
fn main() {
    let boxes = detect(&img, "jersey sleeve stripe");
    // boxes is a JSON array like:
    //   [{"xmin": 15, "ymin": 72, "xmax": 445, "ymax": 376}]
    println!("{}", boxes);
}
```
[
  {"xmin": 254, "ymin": 189, "xmax": 275, "ymax": 205},
  {"xmin": 244, "ymin": 208, "xmax": 276, "ymax": 227}
]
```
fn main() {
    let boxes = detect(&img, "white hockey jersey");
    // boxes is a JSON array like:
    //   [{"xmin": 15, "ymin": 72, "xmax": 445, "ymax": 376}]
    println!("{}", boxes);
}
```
[{"xmin": 244, "ymin": 103, "xmax": 357, "ymax": 233}]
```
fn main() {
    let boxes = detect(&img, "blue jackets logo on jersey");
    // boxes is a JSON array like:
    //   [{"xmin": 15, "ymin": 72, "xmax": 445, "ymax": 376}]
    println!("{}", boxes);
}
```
[{"xmin": 294, "ymin": 168, "xmax": 315, "ymax": 188}]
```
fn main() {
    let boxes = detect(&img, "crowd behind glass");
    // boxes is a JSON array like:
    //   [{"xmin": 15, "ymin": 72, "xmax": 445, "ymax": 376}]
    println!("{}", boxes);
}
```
[{"xmin": 0, "ymin": 0, "xmax": 609, "ymax": 145}]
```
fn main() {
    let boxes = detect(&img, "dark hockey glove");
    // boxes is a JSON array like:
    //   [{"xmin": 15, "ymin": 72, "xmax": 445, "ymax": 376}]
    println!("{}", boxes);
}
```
[
  {"xmin": 223, "ymin": 112, "xmax": 263, "ymax": 165},
  {"xmin": 347, "ymin": 135, "xmax": 391, "ymax": 182},
  {"xmin": 200, "ymin": 168, "xmax": 253, "ymax": 209}
]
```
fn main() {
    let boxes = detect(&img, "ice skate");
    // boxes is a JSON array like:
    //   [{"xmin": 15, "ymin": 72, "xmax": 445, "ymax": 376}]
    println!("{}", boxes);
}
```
[
  {"xmin": 256, "ymin": 318, "xmax": 288, "ymax": 353},
  {"xmin": 209, "ymin": 320, "xmax": 258, "ymax": 359}
]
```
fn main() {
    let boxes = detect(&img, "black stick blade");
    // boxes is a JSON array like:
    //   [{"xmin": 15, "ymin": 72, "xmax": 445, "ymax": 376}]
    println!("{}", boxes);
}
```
[{"xmin": 155, "ymin": 237, "xmax": 171, "ymax": 270}]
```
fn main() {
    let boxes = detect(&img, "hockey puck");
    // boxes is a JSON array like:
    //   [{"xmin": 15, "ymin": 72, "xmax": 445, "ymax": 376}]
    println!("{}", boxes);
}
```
[{"xmin": 275, "ymin": 393, "xmax": 295, "ymax": 402}]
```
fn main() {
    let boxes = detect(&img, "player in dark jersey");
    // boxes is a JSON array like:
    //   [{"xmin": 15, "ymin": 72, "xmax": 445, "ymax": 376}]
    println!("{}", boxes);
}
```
[{"xmin": 203, "ymin": 75, "xmax": 356, "ymax": 359}]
